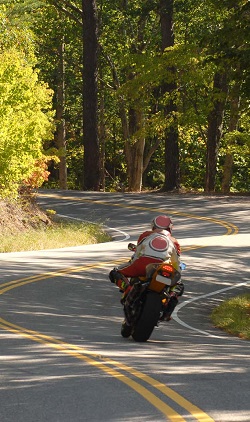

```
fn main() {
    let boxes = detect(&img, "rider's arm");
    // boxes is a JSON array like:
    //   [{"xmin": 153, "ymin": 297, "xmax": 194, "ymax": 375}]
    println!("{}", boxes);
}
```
[
  {"xmin": 170, "ymin": 235, "xmax": 181, "ymax": 256},
  {"xmin": 137, "ymin": 230, "xmax": 153, "ymax": 245}
]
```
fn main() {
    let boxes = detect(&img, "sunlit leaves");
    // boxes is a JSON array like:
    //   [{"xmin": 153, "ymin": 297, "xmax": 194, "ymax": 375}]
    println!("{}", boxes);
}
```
[
  {"xmin": 0, "ymin": 48, "xmax": 54, "ymax": 198},
  {"xmin": 1, "ymin": 0, "xmax": 248, "ymax": 192}
]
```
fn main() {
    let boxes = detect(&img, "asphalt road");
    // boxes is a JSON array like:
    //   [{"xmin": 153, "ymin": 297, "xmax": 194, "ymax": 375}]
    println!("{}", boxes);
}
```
[{"xmin": 0, "ymin": 190, "xmax": 249, "ymax": 422}]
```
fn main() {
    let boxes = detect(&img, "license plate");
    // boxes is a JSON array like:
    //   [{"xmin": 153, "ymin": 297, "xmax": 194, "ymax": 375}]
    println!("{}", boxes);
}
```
[{"xmin": 155, "ymin": 274, "xmax": 172, "ymax": 285}]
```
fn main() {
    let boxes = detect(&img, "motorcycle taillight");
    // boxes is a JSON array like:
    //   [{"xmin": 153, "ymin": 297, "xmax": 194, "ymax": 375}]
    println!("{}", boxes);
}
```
[
  {"xmin": 160, "ymin": 264, "xmax": 173, "ymax": 277},
  {"xmin": 161, "ymin": 271, "xmax": 171, "ymax": 277}
]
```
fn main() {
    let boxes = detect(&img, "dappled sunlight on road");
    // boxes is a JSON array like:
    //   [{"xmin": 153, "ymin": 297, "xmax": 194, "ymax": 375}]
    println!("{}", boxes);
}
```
[{"xmin": 1, "ymin": 191, "xmax": 249, "ymax": 422}]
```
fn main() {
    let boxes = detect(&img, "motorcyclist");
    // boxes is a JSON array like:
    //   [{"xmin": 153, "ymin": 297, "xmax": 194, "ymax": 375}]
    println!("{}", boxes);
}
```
[{"xmin": 109, "ymin": 215, "xmax": 184, "ymax": 321}]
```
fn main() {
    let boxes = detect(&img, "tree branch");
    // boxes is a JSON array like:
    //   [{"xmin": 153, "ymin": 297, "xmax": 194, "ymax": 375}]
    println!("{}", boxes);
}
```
[{"xmin": 49, "ymin": 0, "xmax": 83, "ymax": 25}]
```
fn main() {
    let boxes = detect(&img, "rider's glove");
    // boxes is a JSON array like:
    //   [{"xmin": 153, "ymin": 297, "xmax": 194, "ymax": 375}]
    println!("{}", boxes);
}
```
[{"xmin": 128, "ymin": 243, "xmax": 136, "ymax": 251}]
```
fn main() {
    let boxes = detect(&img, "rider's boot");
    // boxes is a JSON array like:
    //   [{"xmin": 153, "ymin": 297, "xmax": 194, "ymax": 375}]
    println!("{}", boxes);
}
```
[
  {"xmin": 109, "ymin": 268, "xmax": 130, "ymax": 291},
  {"xmin": 160, "ymin": 296, "xmax": 178, "ymax": 321}
]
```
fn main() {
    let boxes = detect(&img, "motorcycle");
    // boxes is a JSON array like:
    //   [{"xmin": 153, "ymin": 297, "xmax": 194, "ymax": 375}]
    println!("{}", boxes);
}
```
[{"xmin": 120, "ymin": 243, "xmax": 186, "ymax": 342}]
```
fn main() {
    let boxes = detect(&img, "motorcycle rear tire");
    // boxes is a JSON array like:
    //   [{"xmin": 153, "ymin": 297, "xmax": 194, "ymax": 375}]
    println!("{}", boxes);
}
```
[
  {"xmin": 132, "ymin": 291, "xmax": 161, "ymax": 342},
  {"xmin": 121, "ymin": 321, "xmax": 132, "ymax": 338}
]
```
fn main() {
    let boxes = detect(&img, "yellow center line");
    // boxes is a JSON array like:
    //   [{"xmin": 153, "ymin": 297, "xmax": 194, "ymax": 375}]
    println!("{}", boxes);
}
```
[
  {"xmin": 0, "ymin": 261, "xmax": 122, "ymax": 292},
  {"xmin": 0, "ymin": 316, "xmax": 213, "ymax": 422},
  {"xmin": 0, "ymin": 258, "xmax": 214, "ymax": 421},
  {"xmin": 0, "ymin": 317, "xmax": 184, "ymax": 422},
  {"xmin": 0, "ymin": 246, "xmax": 195, "ymax": 293},
  {"xmin": 103, "ymin": 358, "xmax": 214, "ymax": 422},
  {"xmin": 39, "ymin": 193, "xmax": 238, "ymax": 235},
  {"xmin": 2, "ymin": 196, "xmax": 237, "ymax": 421}
]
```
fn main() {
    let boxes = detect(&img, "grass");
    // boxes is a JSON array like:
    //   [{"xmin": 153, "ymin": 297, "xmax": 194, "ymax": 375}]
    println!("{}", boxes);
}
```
[
  {"xmin": 0, "ymin": 219, "xmax": 111, "ymax": 252},
  {"xmin": 211, "ymin": 293, "xmax": 250, "ymax": 340}
]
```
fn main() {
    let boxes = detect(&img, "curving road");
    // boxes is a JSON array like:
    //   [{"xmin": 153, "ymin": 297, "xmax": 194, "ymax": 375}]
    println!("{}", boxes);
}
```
[{"xmin": 0, "ymin": 190, "xmax": 249, "ymax": 422}]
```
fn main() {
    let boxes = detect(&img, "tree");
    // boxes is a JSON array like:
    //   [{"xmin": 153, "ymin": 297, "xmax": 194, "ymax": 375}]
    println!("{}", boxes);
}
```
[
  {"xmin": 6, "ymin": 0, "xmax": 249, "ymax": 194},
  {"xmin": 159, "ymin": 0, "xmax": 180, "ymax": 191},
  {"xmin": 55, "ymin": 38, "xmax": 67, "ymax": 189},
  {"xmin": 47, "ymin": 0, "xmax": 100, "ymax": 190},
  {"xmin": 221, "ymin": 77, "xmax": 241, "ymax": 193},
  {"xmin": 100, "ymin": 0, "xmax": 150, "ymax": 191},
  {"xmin": 0, "ymin": 49, "xmax": 54, "ymax": 198},
  {"xmin": 82, "ymin": 0, "xmax": 100, "ymax": 190},
  {"xmin": 0, "ymin": 3, "xmax": 54, "ymax": 198},
  {"xmin": 100, "ymin": 0, "xmax": 177, "ymax": 192},
  {"xmin": 171, "ymin": 0, "xmax": 250, "ymax": 193},
  {"xmin": 205, "ymin": 71, "xmax": 228, "ymax": 192},
  {"xmin": 202, "ymin": 0, "xmax": 250, "ymax": 192}
]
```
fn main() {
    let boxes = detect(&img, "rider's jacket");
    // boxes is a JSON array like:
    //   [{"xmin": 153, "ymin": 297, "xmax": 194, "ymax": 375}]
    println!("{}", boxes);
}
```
[
  {"xmin": 137, "ymin": 229, "xmax": 181, "ymax": 255},
  {"xmin": 132, "ymin": 229, "xmax": 181, "ymax": 272}
]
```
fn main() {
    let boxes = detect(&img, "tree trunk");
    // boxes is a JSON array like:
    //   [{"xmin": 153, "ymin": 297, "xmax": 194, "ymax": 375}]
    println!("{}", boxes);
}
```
[
  {"xmin": 55, "ymin": 40, "xmax": 67, "ymax": 190},
  {"xmin": 124, "ymin": 108, "xmax": 145, "ymax": 191},
  {"xmin": 99, "ymin": 77, "xmax": 105, "ymax": 191},
  {"xmin": 221, "ymin": 79, "xmax": 241, "ymax": 194},
  {"xmin": 107, "ymin": 0, "xmax": 146, "ymax": 193},
  {"xmin": 222, "ymin": 154, "xmax": 233, "ymax": 193},
  {"xmin": 115, "ymin": 66, "xmax": 146, "ymax": 191},
  {"xmin": 159, "ymin": 0, "xmax": 180, "ymax": 191},
  {"xmin": 205, "ymin": 72, "xmax": 228, "ymax": 192},
  {"xmin": 82, "ymin": 0, "xmax": 100, "ymax": 190}
]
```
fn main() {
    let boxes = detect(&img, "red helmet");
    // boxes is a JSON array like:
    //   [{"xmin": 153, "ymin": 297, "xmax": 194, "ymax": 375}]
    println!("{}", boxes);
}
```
[{"xmin": 151, "ymin": 215, "xmax": 173, "ymax": 233}]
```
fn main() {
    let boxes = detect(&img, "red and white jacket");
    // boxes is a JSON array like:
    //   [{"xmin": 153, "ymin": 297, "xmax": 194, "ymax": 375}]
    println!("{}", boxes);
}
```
[{"xmin": 132, "ymin": 229, "xmax": 181, "ymax": 272}]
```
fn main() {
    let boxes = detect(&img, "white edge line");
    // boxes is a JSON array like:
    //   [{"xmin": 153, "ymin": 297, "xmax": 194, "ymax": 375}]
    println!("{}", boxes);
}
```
[
  {"xmin": 172, "ymin": 281, "xmax": 250, "ymax": 339},
  {"xmin": 58, "ymin": 214, "xmax": 130, "ymax": 242},
  {"xmin": 6, "ymin": 212, "xmax": 247, "ymax": 341}
]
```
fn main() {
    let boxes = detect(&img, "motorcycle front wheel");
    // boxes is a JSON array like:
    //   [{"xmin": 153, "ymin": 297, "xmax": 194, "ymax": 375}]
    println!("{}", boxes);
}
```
[{"xmin": 132, "ymin": 291, "xmax": 162, "ymax": 342}]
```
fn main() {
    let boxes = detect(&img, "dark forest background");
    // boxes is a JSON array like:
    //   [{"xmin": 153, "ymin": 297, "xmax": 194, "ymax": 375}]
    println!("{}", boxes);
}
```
[{"xmin": 0, "ymin": 0, "xmax": 249, "ymax": 199}]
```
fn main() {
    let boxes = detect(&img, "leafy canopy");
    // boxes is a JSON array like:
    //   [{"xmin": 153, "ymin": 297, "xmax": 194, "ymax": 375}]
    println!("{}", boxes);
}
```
[{"xmin": 0, "ymin": 48, "xmax": 54, "ymax": 198}]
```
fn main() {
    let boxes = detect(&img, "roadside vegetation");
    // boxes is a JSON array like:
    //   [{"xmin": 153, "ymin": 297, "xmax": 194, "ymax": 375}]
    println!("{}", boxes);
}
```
[
  {"xmin": 211, "ymin": 294, "xmax": 250, "ymax": 340},
  {"xmin": 0, "ymin": 198, "xmax": 110, "ymax": 253},
  {"xmin": 0, "ymin": 220, "xmax": 110, "ymax": 253}
]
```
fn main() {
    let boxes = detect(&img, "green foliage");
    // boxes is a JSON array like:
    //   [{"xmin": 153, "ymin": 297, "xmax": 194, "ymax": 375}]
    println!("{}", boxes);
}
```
[
  {"xmin": 178, "ymin": 128, "xmax": 207, "ymax": 189},
  {"xmin": 0, "ymin": 48, "xmax": 54, "ymax": 198},
  {"xmin": 1, "ymin": 0, "xmax": 249, "ymax": 193},
  {"xmin": 0, "ymin": 4, "xmax": 37, "ymax": 61},
  {"xmin": 30, "ymin": 1, "xmax": 84, "ymax": 186},
  {"xmin": 231, "ymin": 155, "xmax": 250, "ymax": 192}
]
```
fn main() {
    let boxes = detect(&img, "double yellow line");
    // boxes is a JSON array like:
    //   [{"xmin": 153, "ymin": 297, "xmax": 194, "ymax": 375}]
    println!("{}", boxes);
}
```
[
  {"xmin": 1, "ymin": 197, "xmax": 238, "ymax": 421},
  {"xmin": 0, "ymin": 262, "xmax": 214, "ymax": 422},
  {"xmin": 39, "ymin": 193, "xmax": 239, "ymax": 235}
]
